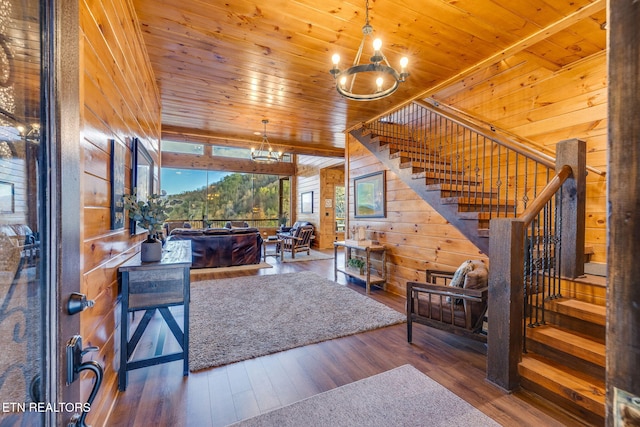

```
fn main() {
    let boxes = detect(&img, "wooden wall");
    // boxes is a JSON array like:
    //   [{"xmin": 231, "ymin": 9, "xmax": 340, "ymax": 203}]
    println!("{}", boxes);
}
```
[
  {"xmin": 318, "ymin": 165, "xmax": 346, "ymax": 248},
  {"xmin": 295, "ymin": 155, "xmax": 344, "ymax": 248},
  {"xmin": 348, "ymin": 47, "xmax": 608, "ymax": 297},
  {"xmin": 346, "ymin": 137, "xmax": 488, "ymax": 296},
  {"xmin": 79, "ymin": 0, "xmax": 161, "ymax": 423},
  {"xmin": 433, "ymin": 50, "xmax": 608, "ymax": 264}
]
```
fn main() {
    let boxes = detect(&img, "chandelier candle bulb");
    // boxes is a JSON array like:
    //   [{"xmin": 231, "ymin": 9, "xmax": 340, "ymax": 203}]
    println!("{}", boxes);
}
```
[{"xmin": 328, "ymin": 0, "xmax": 409, "ymax": 101}]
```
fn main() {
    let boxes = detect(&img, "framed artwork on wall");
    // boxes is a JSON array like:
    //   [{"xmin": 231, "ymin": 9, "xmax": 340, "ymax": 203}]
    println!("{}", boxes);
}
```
[
  {"xmin": 354, "ymin": 171, "xmax": 386, "ymax": 218},
  {"xmin": 301, "ymin": 191, "xmax": 313, "ymax": 213},
  {"xmin": 130, "ymin": 137, "xmax": 154, "ymax": 235},
  {"xmin": 0, "ymin": 181, "xmax": 14, "ymax": 214},
  {"xmin": 110, "ymin": 139, "xmax": 126, "ymax": 230}
]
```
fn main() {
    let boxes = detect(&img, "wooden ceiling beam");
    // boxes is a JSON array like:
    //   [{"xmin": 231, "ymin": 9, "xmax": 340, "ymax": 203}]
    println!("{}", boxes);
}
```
[{"xmin": 162, "ymin": 126, "xmax": 345, "ymax": 158}]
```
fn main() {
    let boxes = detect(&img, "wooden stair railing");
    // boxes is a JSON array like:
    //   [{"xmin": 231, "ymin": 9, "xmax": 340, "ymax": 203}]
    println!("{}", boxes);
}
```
[
  {"xmin": 354, "ymin": 100, "xmax": 598, "ymax": 423},
  {"xmin": 487, "ymin": 138, "xmax": 586, "ymax": 392}
]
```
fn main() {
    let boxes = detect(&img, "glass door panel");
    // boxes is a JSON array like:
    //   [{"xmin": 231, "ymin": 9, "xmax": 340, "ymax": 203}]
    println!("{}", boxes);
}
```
[{"xmin": 0, "ymin": 0, "xmax": 45, "ymax": 424}]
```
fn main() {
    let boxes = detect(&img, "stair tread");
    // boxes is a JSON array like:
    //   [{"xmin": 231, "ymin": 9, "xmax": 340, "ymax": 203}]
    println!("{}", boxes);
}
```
[
  {"xmin": 528, "ymin": 325, "xmax": 605, "ymax": 366},
  {"xmin": 458, "ymin": 211, "xmax": 516, "ymax": 220},
  {"xmin": 519, "ymin": 354, "xmax": 605, "ymax": 416},
  {"xmin": 547, "ymin": 298, "xmax": 606, "ymax": 325},
  {"xmin": 441, "ymin": 196, "xmax": 517, "ymax": 207}
]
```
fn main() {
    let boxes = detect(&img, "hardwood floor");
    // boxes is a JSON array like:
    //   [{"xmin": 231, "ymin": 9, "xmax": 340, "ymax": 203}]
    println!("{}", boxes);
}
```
[{"xmin": 106, "ymin": 252, "xmax": 593, "ymax": 427}]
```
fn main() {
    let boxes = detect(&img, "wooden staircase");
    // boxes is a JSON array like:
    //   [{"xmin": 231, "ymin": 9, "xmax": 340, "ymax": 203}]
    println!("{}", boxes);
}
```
[
  {"xmin": 352, "ymin": 119, "xmax": 606, "ymax": 426},
  {"xmin": 352, "ymin": 127, "xmax": 498, "ymax": 254},
  {"xmin": 520, "ymin": 276, "xmax": 606, "ymax": 425}
]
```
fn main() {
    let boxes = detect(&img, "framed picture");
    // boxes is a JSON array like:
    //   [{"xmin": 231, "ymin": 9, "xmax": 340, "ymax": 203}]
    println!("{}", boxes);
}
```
[
  {"xmin": 131, "ymin": 138, "xmax": 154, "ymax": 235},
  {"xmin": 110, "ymin": 139, "xmax": 126, "ymax": 230},
  {"xmin": 301, "ymin": 191, "xmax": 313, "ymax": 213},
  {"xmin": 354, "ymin": 171, "xmax": 386, "ymax": 218},
  {"xmin": 0, "ymin": 181, "xmax": 14, "ymax": 213}
]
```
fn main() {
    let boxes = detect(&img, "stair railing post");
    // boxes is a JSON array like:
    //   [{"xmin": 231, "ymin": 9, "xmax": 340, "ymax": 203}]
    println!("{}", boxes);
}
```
[
  {"xmin": 556, "ymin": 138, "xmax": 586, "ymax": 279},
  {"xmin": 487, "ymin": 217, "xmax": 526, "ymax": 391}
]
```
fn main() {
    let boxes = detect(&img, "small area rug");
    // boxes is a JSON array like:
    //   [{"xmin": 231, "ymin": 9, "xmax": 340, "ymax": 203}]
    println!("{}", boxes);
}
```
[
  {"xmin": 280, "ymin": 249, "xmax": 333, "ymax": 263},
  {"xmin": 189, "ymin": 271, "xmax": 405, "ymax": 371},
  {"xmin": 231, "ymin": 364, "xmax": 500, "ymax": 427}
]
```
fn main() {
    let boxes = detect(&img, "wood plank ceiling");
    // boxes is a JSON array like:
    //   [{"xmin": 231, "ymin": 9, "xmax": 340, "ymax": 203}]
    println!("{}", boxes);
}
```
[{"xmin": 132, "ymin": 0, "xmax": 606, "ymax": 157}]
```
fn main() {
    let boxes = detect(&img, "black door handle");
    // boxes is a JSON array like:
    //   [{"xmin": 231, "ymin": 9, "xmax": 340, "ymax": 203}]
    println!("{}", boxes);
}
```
[{"xmin": 66, "ymin": 335, "xmax": 103, "ymax": 427}]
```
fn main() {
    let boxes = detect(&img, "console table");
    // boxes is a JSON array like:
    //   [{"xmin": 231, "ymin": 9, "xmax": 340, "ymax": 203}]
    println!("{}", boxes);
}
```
[
  {"xmin": 334, "ymin": 240, "xmax": 387, "ymax": 294},
  {"xmin": 118, "ymin": 240, "xmax": 192, "ymax": 391}
]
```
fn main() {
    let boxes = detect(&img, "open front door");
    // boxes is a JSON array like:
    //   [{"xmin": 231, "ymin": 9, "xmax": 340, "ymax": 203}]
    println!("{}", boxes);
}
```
[{"xmin": 0, "ymin": 1, "xmax": 97, "ymax": 425}]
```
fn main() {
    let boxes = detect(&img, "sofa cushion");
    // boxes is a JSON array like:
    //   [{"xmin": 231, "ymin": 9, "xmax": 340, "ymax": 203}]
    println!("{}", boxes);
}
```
[
  {"xmin": 230, "ymin": 227, "xmax": 259, "ymax": 234},
  {"xmin": 170, "ymin": 228, "xmax": 204, "ymax": 236},
  {"xmin": 204, "ymin": 228, "xmax": 230, "ymax": 235}
]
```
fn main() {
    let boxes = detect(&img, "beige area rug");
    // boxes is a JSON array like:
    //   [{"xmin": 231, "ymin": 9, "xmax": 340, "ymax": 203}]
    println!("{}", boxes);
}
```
[
  {"xmin": 231, "ymin": 364, "xmax": 500, "ymax": 427},
  {"xmin": 280, "ymin": 249, "xmax": 333, "ymax": 263},
  {"xmin": 189, "ymin": 262, "xmax": 272, "ymax": 278},
  {"xmin": 188, "ymin": 272, "xmax": 405, "ymax": 371}
]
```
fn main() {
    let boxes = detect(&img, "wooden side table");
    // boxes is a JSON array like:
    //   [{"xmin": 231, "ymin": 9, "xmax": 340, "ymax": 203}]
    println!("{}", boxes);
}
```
[
  {"xmin": 334, "ymin": 240, "xmax": 387, "ymax": 294},
  {"xmin": 263, "ymin": 238, "xmax": 282, "ymax": 261},
  {"xmin": 118, "ymin": 240, "xmax": 192, "ymax": 391}
]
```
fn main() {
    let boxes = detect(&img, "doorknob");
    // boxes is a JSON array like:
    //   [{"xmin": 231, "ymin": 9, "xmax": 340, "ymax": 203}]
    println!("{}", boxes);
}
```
[{"xmin": 67, "ymin": 292, "xmax": 95, "ymax": 315}]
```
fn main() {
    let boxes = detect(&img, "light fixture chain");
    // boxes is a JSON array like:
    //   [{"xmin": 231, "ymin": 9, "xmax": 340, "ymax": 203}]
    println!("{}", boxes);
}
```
[{"xmin": 365, "ymin": 0, "xmax": 370, "ymax": 25}]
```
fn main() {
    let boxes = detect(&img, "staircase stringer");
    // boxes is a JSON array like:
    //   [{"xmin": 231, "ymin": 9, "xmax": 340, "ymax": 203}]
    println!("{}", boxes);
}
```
[{"xmin": 350, "ymin": 127, "xmax": 489, "ymax": 254}]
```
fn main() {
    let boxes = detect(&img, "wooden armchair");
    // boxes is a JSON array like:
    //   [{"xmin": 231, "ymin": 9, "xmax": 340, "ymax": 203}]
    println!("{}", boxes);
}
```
[
  {"xmin": 278, "ymin": 226, "xmax": 314, "ymax": 259},
  {"xmin": 407, "ymin": 264, "xmax": 488, "ymax": 343}
]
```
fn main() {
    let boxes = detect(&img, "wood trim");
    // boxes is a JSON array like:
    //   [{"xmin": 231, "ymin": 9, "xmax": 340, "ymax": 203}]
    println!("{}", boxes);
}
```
[
  {"xmin": 162, "ymin": 126, "xmax": 345, "ymax": 158},
  {"xmin": 161, "ymin": 152, "xmax": 296, "ymax": 176}
]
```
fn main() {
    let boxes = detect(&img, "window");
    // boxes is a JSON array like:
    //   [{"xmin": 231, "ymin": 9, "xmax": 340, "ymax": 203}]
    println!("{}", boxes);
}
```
[
  {"xmin": 160, "ymin": 168, "xmax": 291, "ymax": 228},
  {"xmin": 335, "ymin": 185, "xmax": 345, "ymax": 231}
]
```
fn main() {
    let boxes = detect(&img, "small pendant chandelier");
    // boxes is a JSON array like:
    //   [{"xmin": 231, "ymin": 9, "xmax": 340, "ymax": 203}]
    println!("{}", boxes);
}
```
[
  {"xmin": 251, "ymin": 119, "xmax": 282, "ymax": 163},
  {"xmin": 329, "ymin": 0, "xmax": 409, "ymax": 101}
]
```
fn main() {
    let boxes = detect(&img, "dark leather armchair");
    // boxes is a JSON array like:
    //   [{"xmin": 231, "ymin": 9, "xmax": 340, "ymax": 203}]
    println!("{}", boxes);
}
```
[
  {"xmin": 278, "ymin": 221, "xmax": 313, "ymax": 236},
  {"xmin": 278, "ymin": 225, "xmax": 314, "ymax": 259}
]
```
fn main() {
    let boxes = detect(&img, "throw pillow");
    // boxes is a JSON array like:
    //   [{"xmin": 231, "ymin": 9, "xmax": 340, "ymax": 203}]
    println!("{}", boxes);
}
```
[
  {"xmin": 447, "ymin": 260, "xmax": 475, "ymax": 304},
  {"xmin": 449, "ymin": 260, "xmax": 475, "ymax": 288},
  {"xmin": 463, "ymin": 266, "xmax": 488, "ymax": 290}
]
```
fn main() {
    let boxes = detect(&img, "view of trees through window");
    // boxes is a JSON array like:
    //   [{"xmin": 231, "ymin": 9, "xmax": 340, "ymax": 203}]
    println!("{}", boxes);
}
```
[{"xmin": 161, "ymin": 168, "xmax": 290, "ymax": 227}]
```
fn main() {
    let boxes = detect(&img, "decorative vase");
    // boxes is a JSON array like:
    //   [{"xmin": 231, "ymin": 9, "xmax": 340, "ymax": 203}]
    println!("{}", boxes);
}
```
[{"xmin": 140, "ymin": 235, "xmax": 163, "ymax": 262}]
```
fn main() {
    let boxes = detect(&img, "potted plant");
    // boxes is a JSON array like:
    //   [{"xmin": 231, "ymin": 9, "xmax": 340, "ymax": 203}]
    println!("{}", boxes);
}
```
[
  {"xmin": 123, "ymin": 189, "xmax": 181, "ymax": 262},
  {"xmin": 347, "ymin": 258, "xmax": 366, "ymax": 275}
]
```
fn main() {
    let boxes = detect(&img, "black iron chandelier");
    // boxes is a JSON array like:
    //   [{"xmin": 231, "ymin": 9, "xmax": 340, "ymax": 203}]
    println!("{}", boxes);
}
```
[
  {"xmin": 329, "ymin": 0, "xmax": 409, "ymax": 101},
  {"xmin": 251, "ymin": 119, "xmax": 282, "ymax": 163}
]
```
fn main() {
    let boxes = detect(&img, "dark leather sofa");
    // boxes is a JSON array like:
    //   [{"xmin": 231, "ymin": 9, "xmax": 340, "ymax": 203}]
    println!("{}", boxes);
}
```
[{"xmin": 168, "ymin": 227, "xmax": 263, "ymax": 268}]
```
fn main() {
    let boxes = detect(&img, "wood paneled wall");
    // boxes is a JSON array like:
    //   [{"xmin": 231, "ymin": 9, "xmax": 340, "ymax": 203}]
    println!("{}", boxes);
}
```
[
  {"xmin": 318, "ymin": 166, "xmax": 345, "ymax": 249},
  {"xmin": 295, "ymin": 155, "xmax": 344, "ymax": 248},
  {"xmin": 347, "ymin": 137, "xmax": 488, "ymax": 296},
  {"xmin": 347, "ymin": 49, "xmax": 608, "ymax": 297},
  {"xmin": 79, "ymin": 0, "xmax": 161, "ymax": 423},
  {"xmin": 433, "ymin": 50, "xmax": 608, "ymax": 263}
]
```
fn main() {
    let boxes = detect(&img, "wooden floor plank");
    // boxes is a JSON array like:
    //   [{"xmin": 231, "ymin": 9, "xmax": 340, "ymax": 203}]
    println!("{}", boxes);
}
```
[{"xmin": 106, "ymin": 252, "xmax": 596, "ymax": 427}]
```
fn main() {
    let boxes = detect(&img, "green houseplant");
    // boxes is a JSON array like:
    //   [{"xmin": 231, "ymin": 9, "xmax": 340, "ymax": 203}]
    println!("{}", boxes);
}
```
[
  {"xmin": 347, "ymin": 258, "xmax": 366, "ymax": 275},
  {"xmin": 123, "ymin": 189, "xmax": 181, "ymax": 262}
]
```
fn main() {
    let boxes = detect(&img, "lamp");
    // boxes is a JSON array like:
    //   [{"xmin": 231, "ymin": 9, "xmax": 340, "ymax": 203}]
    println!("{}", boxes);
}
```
[
  {"xmin": 251, "ymin": 119, "xmax": 282, "ymax": 163},
  {"xmin": 329, "ymin": 0, "xmax": 409, "ymax": 101}
]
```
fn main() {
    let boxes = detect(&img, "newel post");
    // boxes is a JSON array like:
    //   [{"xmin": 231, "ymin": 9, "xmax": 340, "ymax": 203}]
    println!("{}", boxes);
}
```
[
  {"xmin": 487, "ymin": 218, "xmax": 525, "ymax": 391},
  {"xmin": 556, "ymin": 138, "xmax": 586, "ymax": 278}
]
